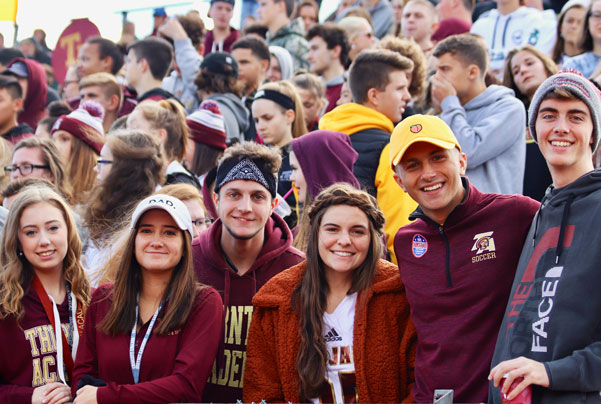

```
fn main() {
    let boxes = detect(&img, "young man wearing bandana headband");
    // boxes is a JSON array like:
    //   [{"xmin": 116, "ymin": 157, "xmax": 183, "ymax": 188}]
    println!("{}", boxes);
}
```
[{"xmin": 192, "ymin": 141, "xmax": 305, "ymax": 403}]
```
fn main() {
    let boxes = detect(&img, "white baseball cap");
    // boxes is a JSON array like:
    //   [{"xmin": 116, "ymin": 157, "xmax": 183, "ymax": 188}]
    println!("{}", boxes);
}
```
[{"xmin": 130, "ymin": 194, "xmax": 194, "ymax": 239}]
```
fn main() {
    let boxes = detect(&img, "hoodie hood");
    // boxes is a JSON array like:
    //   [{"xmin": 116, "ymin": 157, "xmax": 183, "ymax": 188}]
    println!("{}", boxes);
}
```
[
  {"xmin": 463, "ymin": 84, "xmax": 516, "ymax": 111},
  {"xmin": 290, "ymin": 130, "xmax": 360, "ymax": 199},
  {"xmin": 207, "ymin": 92, "xmax": 250, "ymax": 132},
  {"xmin": 7, "ymin": 58, "xmax": 47, "ymax": 130},
  {"xmin": 319, "ymin": 103, "xmax": 394, "ymax": 135}
]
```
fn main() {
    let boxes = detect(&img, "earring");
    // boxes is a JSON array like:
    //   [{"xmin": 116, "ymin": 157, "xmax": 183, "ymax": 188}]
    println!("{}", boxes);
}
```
[{"xmin": 17, "ymin": 250, "xmax": 23, "ymax": 257}]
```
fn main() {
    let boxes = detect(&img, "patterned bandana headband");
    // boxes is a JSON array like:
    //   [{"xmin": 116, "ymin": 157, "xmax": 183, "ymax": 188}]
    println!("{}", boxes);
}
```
[
  {"xmin": 254, "ymin": 89, "xmax": 295, "ymax": 111},
  {"xmin": 214, "ymin": 158, "xmax": 278, "ymax": 197}
]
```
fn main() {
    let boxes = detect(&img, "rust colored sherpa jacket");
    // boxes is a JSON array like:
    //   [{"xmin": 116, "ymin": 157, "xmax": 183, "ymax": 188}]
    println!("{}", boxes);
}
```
[{"xmin": 243, "ymin": 259, "xmax": 416, "ymax": 403}]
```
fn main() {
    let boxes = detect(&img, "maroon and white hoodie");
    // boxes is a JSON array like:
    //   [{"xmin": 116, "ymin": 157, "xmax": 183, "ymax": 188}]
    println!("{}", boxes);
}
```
[{"xmin": 192, "ymin": 213, "xmax": 305, "ymax": 403}]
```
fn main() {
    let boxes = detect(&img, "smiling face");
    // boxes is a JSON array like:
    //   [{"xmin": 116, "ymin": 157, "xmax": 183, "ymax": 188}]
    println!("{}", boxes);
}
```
[
  {"xmin": 394, "ymin": 142, "xmax": 467, "ymax": 224},
  {"xmin": 535, "ymin": 97, "xmax": 595, "ymax": 185},
  {"xmin": 511, "ymin": 50, "xmax": 549, "ymax": 99},
  {"xmin": 318, "ymin": 204, "xmax": 370, "ymax": 281},
  {"xmin": 18, "ymin": 202, "xmax": 69, "ymax": 275},
  {"xmin": 134, "ymin": 209, "xmax": 184, "ymax": 274},
  {"xmin": 214, "ymin": 179, "xmax": 276, "ymax": 241}
]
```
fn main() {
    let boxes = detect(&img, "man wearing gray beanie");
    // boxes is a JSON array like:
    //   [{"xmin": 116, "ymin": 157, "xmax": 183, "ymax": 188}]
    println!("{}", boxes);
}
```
[{"xmin": 488, "ymin": 69, "xmax": 601, "ymax": 404}]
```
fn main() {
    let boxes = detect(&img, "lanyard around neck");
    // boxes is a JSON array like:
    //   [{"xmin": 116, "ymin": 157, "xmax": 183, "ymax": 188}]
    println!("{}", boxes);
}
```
[
  {"xmin": 129, "ymin": 294, "xmax": 163, "ymax": 384},
  {"xmin": 32, "ymin": 275, "xmax": 81, "ymax": 384}
]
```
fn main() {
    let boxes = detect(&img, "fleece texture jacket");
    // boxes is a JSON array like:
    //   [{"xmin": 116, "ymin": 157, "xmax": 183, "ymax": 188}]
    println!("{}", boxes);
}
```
[
  {"xmin": 192, "ymin": 214, "xmax": 305, "ymax": 403},
  {"xmin": 243, "ymin": 259, "xmax": 416, "ymax": 403},
  {"xmin": 440, "ymin": 84, "xmax": 527, "ymax": 195},
  {"xmin": 490, "ymin": 170, "xmax": 601, "ymax": 404},
  {"xmin": 266, "ymin": 18, "xmax": 310, "ymax": 71},
  {"xmin": 394, "ymin": 178, "xmax": 540, "ymax": 403}
]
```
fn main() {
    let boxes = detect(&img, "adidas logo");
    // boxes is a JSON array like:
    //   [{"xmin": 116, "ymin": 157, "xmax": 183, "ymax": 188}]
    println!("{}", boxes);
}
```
[{"xmin": 324, "ymin": 328, "xmax": 342, "ymax": 342}]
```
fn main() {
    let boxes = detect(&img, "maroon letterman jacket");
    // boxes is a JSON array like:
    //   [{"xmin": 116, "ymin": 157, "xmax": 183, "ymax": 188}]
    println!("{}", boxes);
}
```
[{"xmin": 394, "ymin": 178, "xmax": 540, "ymax": 404}]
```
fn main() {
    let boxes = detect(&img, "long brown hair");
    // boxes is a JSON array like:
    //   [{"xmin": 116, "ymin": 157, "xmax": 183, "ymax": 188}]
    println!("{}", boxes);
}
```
[
  {"xmin": 291, "ymin": 183, "xmax": 385, "ymax": 400},
  {"xmin": 66, "ymin": 132, "xmax": 102, "ymax": 205},
  {"xmin": 99, "ymin": 205, "xmax": 200, "ymax": 336},
  {"xmin": 0, "ymin": 185, "xmax": 90, "ymax": 320},
  {"xmin": 84, "ymin": 130, "xmax": 164, "ymax": 243}
]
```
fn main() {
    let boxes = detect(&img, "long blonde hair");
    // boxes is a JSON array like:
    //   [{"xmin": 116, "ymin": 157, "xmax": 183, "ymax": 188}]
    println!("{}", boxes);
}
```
[{"xmin": 0, "ymin": 185, "xmax": 90, "ymax": 321}]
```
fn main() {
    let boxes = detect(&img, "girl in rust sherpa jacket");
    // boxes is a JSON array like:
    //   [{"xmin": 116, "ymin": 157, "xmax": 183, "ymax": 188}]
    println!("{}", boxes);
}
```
[{"xmin": 243, "ymin": 184, "xmax": 416, "ymax": 403}]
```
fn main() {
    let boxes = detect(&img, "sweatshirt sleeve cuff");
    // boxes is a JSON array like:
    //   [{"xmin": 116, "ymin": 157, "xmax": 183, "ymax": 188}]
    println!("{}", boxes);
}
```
[
  {"xmin": 97, "ymin": 385, "xmax": 118, "ymax": 404},
  {"xmin": 440, "ymin": 95, "xmax": 461, "ymax": 111},
  {"xmin": 545, "ymin": 358, "xmax": 576, "ymax": 391}
]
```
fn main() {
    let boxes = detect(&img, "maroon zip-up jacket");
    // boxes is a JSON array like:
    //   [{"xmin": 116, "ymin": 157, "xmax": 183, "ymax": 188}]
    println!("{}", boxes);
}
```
[
  {"xmin": 394, "ymin": 178, "xmax": 539, "ymax": 404},
  {"xmin": 72, "ymin": 283, "xmax": 223, "ymax": 404}
]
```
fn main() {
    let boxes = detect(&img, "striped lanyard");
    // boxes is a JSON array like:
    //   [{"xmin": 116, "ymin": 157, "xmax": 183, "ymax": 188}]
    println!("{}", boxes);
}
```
[{"xmin": 129, "ymin": 294, "xmax": 162, "ymax": 384}]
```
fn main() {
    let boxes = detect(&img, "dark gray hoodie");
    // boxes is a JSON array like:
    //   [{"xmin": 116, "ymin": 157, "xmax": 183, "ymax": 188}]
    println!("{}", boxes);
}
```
[{"xmin": 208, "ymin": 93, "xmax": 250, "ymax": 145}]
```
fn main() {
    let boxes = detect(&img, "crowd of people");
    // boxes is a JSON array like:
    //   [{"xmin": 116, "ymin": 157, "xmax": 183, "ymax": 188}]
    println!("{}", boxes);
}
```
[{"xmin": 1, "ymin": 0, "xmax": 601, "ymax": 403}]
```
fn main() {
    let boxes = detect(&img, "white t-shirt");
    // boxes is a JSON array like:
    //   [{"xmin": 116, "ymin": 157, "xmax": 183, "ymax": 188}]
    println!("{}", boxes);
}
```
[{"xmin": 312, "ymin": 292, "xmax": 358, "ymax": 404}]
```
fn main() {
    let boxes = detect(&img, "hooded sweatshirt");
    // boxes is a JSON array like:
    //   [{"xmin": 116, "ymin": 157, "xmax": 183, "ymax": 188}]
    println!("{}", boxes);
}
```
[
  {"xmin": 266, "ymin": 18, "xmax": 310, "ymax": 71},
  {"xmin": 207, "ymin": 93, "xmax": 250, "ymax": 145},
  {"xmin": 470, "ymin": 6, "xmax": 557, "ymax": 75},
  {"xmin": 192, "ymin": 213, "xmax": 305, "ymax": 402},
  {"xmin": 394, "ymin": 178, "xmax": 540, "ymax": 404},
  {"xmin": 489, "ymin": 170, "xmax": 601, "ymax": 404},
  {"xmin": 7, "ymin": 58, "xmax": 47, "ymax": 130},
  {"xmin": 439, "ymin": 84, "xmax": 526, "ymax": 195},
  {"xmin": 162, "ymin": 38, "xmax": 202, "ymax": 113},
  {"xmin": 203, "ymin": 28, "xmax": 240, "ymax": 55},
  {"xmin": 290, "ymin": 130, "xmax": 360, "ymax": 201},
  {"xmin": 319, "ymin": 103, "xmax": 417, "ymax": 260},
  {"xmin": 243, "ymin": 259, "xmax": 415, "ymax": 403}
]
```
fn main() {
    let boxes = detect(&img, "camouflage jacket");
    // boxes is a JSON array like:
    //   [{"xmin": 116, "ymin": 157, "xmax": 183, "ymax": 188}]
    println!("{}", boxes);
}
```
[{"xmin": 266, "ymin": 18, "xmax": 310, "ymax": 72}]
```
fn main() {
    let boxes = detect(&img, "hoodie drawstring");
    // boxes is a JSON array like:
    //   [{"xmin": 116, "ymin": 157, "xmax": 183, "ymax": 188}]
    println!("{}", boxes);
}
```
[
  {"xmin": 555, "ymin": 194, "xmax": 575, "ymax": 265},
  {"xmin": 217, "ymin": 269, "xmax": 231, "ymax": 371}
]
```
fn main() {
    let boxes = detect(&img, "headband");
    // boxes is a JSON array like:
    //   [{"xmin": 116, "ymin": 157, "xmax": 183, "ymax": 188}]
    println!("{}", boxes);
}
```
[
  {"xmin": 214, "ymin": 158, "xmax": 278, "ymax": 197},
  {"xmin": 254, "ymin": 89, "xmax": 295, "ymax": 111}
]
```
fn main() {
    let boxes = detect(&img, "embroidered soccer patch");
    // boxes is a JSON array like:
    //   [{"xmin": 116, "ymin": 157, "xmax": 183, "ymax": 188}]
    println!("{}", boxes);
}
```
[{"xmin": 412, "ymin": 234, "xmax": 428, "ymax": 258}]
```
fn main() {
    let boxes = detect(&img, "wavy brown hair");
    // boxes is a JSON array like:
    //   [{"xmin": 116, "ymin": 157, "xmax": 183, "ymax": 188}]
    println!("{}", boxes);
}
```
[
  {"xmin": 84, "ymin": 130, "xmax": 164, "ymax": 243},
  {"xmin": 0, "ymin": 185, "xmax": 90, "ymax": 321},
  {"xmin": 378, "ymin": 36, "xmax": 427, "ymax": 100},
  {"xmin": 132, "ymin": 100, "xmax": 189, "ymax": 162},
  {"xmin": 99, "ymin": 201, "xmax": 201, "ymax": 336},
  {"xmin": 291, "ymin": 183, "xmax": 385, "ymax": 400}
]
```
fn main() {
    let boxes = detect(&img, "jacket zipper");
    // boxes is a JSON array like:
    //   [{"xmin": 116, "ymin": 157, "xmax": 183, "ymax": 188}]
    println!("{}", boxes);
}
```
[{"xmin": 439, "ymin": 226, "xmax": 453, "ymax": 287}]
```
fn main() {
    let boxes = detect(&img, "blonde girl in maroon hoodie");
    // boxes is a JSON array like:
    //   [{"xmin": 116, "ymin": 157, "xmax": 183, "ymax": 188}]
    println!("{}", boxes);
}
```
[{"xmin": 0, "ymin": 185, "xmax": 90, "ymax": 404}]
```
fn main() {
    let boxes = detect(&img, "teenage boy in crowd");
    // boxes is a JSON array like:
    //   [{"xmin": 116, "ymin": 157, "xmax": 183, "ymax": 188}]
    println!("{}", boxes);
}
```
[
  {"xmin": 319, "ymin": 48, "xmax": 414, "ymax": 260},
  {"xmin": 0, "ymin": 76, "xmax": 33, "ymax": 145},
  {"xmin": 401, "ymin": 0, "xmax": 439, "ymax": 55},
  {"xmin": 431, "ymin": 34, "xmax": 526, "ymax": 195},
  {"xmin": 79, "ymin": 72, "xmax": 123, "ymax": 132},
  {"xmin": 205, "ymin": 0, "xmax": 240, "ymax": 55},
  {"xmin": 259, "ymin": 0, "xmax": 310, "ymax": 71},
  {"xmin": 489, "ymin": 71, "xmax": 601, "ymax": 403},
  {"xmin": 231, "ymin": 36, "xmax": 271, "ymax": 141},
  {"xmin": 75, "ymin": 36, "xmax": 136, "ymax": 116},
  {"xmin": 391, "ymin": 114, "xmax": 540, "ymax": 403},
  {"xmin": 306, "ymin": 23, "xmax": 349, "ymax": 113},
  {"xmin": 125, "ymin": 37, "xmax": 178, "ymax": 103},
  {"xmin": 193, "ymin": 141, "xmax": 304, "ymax": 403}
]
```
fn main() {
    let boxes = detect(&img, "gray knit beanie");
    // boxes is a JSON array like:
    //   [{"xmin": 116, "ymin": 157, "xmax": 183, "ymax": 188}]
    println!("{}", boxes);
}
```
[{"xmin": 529, "ymin": 69, "xmax": 601, "ymax": 152}]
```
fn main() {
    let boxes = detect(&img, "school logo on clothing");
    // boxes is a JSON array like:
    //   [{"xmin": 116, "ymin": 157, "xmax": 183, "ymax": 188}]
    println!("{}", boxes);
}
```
[
  {"xmin": 471, "ymin": 231, "xmax": 497, "ymax": 263},
  {"xmin": 512, "ymin": 30, "xmax": 524, "ymax": 45},
  {"xmin": 325, "ymin": 327, "xmax": 343, "ymax": 342},
  {"xmin": 412, "ymin": 234, "xmax": 428, "ymax": 258}
]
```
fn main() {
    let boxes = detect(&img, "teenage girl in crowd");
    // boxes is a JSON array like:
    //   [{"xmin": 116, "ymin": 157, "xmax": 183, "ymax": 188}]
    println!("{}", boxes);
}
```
[
  {"xmin": 267, "ymin": 46, "xmax": 294, "ymax": 82},
  {"xmin": 159, "ymin": 183, "xmax": 212, "ymax": 238},
  {"xmin": 289, "ymin": 130, "xmax": 360, "ymax": 251},
  {"xmin": 83, "ymin": 131, "xmax": 164, "ymax": 286},
  {"xmin": 290, "ymin": 73, "xmax": 327, "ymax": 132},
  {"xmin": 243, "ymin": 184, "xmax": 415, "ymax": 403},
  {"xmin": 127, "ymin": 99, "xmax": 199, "ymax": 188},
  {"xmin": 51, "ymin": 102, "xmax": 105, "ymax": 207},
  {"xmin": 503, "ymin": 45, "xmax": 558, "ymax": 201},
  {"xmin": 0, "ymin": 185, "xmax": 90, "ymax": 404},
  {"xmin": 552, "ymin": 0, "xmax": 588, "ymax": 66},
  {"xmin": 563, "ymin": 0, "xmax": 601, "ymax": 78},
  {"xmin": 72, "ymin": 195, "xmax": 223, "ymax": 404},
  {"xmin": 252, "ymin": 81, "xmax": 307, "ymax": 228}
]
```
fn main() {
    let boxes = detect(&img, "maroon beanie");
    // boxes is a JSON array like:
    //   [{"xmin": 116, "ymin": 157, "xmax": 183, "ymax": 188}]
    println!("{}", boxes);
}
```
[
  {"xmin": 186, "ymin": 100, "xmax": 227, "ymax": 151},
  {"xmin": 51, "ymin": 101, "xmax": 105, "ymax": 154}
]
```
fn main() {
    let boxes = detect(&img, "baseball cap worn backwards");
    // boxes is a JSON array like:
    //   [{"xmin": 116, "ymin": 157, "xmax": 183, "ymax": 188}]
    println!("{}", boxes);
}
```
[
  {"xmin": 390, "ymin": 114, "xmax": 461, "ymax": 168},
  {"xmin": 130, "ymin": 194, "xmax": 194, "ymax": 240}
]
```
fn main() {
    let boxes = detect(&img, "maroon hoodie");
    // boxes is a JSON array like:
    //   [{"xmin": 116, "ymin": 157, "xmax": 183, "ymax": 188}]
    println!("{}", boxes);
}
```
[
  {"xmin": 203, "ymin": 28, "xmax": 240, "ymax": 56},
  {"xmin": 7, "ymin": 58, "xmax": 47, "ymax": 130},
  {"xmin": 0, "ymin": 286, "xmax": 73, "ymax": 404},
  {"xmin": 72, "ymin": 283, "xmax": 223, "ymax": 404},
  {"xmin": 192, "ymin": 213, "xmax": 305, "ymax": 402}
]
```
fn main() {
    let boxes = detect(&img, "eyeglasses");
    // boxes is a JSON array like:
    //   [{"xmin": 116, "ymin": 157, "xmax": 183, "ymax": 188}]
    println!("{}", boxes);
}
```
[
  {"xmin": 4, "ymin": 164, "xmax": 50, "ymax": 176},
  {"xmin": 192, "ymin": 218, "xmax": 213, "ymax": 230},
  {"xmin": 96, "ymin": 159, "xmax": 113, "ymax": 167}
]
